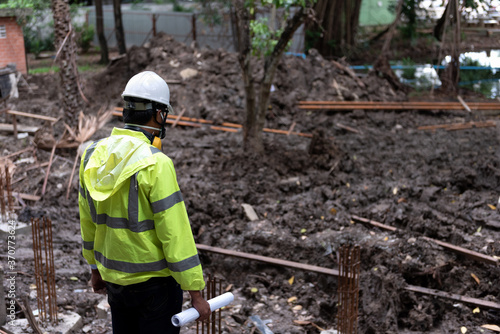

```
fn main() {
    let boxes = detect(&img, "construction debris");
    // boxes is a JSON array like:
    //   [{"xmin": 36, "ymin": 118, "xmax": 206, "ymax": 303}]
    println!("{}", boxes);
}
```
[
  {"xmin": 241, "ymin": 203, "xmax": 259, "ymax": 221},
  {"xmin": 249, "ymin": 315, "xmax": 274, "ymax": 334}
]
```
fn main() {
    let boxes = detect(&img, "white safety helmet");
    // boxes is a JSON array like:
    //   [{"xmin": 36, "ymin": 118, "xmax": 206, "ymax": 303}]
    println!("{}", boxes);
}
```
[{"xmin": 121, "ymin": 71, "xmax": 174, "ymax": 113}]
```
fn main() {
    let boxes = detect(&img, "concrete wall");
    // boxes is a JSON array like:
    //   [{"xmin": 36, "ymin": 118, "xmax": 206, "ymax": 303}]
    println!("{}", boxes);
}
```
[{"xmin": 0, "ymin": 16, "xmax": 27, "ymax": 74}]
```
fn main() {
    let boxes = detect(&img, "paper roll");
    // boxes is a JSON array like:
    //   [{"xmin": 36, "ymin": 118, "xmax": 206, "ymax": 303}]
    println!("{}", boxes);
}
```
[{"xmin": 171, "ymin": 292, "xmax": 234, "ymax": 327}]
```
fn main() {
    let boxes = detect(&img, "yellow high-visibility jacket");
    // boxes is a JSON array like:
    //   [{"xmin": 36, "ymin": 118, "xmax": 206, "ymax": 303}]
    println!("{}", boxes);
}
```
[{"xmin": 79, "ymin": 128, "xmax": 205, "ymax": 291}]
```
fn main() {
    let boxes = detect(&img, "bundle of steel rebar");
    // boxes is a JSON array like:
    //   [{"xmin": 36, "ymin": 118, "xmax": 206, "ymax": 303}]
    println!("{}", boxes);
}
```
[
  {"xmin": 198, "ymin": 274, "xmax": 223, "ymax": 334},
  {"xmin": 4, "ymin": 165, "xmax": 13, "ymax": 212},
  {"xmin": 31, "ymin": 217, "xmax": 57, "ymax": 324},
  {"xmin": 0, "ymin": 165, "xmax": 13, "ymax": 219},
  {"xmin": 337, "ymin": 245, "xmax": 361, "ymax": 334}
]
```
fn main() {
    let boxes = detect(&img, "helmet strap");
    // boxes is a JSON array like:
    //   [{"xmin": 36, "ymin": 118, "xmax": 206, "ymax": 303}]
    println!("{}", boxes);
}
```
[
  {"xmin": 153, "ymin": 102, "xmax": 169, "ymax": 139},
  {"xmin": 125, "ymin": 123, "xmax": 161, "ymax": 133}
]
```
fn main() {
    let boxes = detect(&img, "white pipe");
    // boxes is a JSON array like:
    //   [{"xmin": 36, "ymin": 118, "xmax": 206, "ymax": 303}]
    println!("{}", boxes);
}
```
[{"xmin": 171, "ymin": 292, "xmax": 234, "ymax": 327}]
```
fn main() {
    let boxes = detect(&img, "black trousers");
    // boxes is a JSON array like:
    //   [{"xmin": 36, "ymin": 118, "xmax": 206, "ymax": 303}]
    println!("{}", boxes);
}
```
[{"xmin": 106, "ymin": 276, "xmax": 183, "ymax": 334}]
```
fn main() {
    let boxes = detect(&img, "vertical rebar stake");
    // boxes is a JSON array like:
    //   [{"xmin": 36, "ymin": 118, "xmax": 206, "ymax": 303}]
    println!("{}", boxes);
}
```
[
  {"xmin": 197, "ymin": 275, "xmax": 224, "ymax": 334},
  {"xmin": 4, "ymin": 166, "xmax": 13, "ymax": 214},
  {"xmin": 31, "ymin": 217, "xmax": 58, "ymax": 325},
  {"xmin": 0, "ymin": 169, "xmax": 5, "ymax": 218},
  {"xmin": 207, "ymin": 273, "xmax": 211, "ymax": 334},
  {"xmin": 337, "ymin": 245, "xmax": 361, "ymax": 334}
]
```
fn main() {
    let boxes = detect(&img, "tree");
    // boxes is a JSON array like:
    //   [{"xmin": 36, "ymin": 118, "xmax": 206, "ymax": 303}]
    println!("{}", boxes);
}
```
[
  {"xmin": 437, "ymin": 0, "xmax": 461, "ymax": 93},
  {"xmin": 305, "ymin": 0, "xmax": 362, "ymax": 58},
  {"xmin": 372, "ymin": 0, "xmax": 408, "ymax": 92},
  {"xmin": 113, "ymin": 0, "xmax": 126, "ymax": 54},
  {"xmin": 95, "ymin": 0, "xmax": 109, "ymax": 64},
  {"xmin": 51, "ymin": 0, "xmax": 83, "ymax": 128},
  {"xmin": 231, "ymin": 0, "xmax": 316, "ymax": 153}
]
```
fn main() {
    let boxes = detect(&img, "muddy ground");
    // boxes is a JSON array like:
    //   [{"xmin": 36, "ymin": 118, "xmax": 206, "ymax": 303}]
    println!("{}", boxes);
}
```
[{"xmin": 1, "ymin": 32, "xmax": 500, "ymax": 334}]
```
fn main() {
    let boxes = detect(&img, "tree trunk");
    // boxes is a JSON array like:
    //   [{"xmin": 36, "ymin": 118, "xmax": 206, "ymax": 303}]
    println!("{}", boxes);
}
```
[
  {"xmin": 255, "ymin": 6, "xmax": 308, "ymax": 148},
  {"xmin": 232, "ymin": 1, "xmax": 314, "ymax": 153},
  {"xmin": 95, "ymin": 0, "xmax": 109, "ymax": 64},
  {"xmin": 231, "ymin": 0, "xmax": 260, "ymax": 152},
  {"xmin": 306, "ymin": 0, "xmax": 362, "ymax": 58},
  {"xmin": 438, "ymin": 0, "xmax": 460, "ymax": 93},
  {"xmin": 51, "ymin": 0, "xmax": 81, "ymax": 128},
  {"xmin": 372, "ymin": 0, "xmax": 408, "ymax": 92},
  {"xmin": 434, "ymin": 0, "xmax": 450, "ymax": 41},
  {"xmin": 113, "ymin": 0, "xmax": 126, "ymax": 54}
]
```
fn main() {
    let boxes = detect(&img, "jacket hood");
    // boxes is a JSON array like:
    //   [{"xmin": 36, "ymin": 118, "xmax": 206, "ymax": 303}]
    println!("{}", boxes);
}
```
[{"xmin": 83, "ymin": 128, "xmax": 156, "ymax": 202}]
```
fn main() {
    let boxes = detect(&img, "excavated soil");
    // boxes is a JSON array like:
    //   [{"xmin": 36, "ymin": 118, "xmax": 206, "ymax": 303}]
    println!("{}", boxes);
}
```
[{"xmin": 1, "ymin": 32, "xmax": 500, "ymax": 334}]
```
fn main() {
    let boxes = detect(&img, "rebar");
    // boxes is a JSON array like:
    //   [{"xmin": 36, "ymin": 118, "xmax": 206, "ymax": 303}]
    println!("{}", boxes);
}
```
[
  {"xmin": 0, "ymin": 168, "xmax": 5, "ymax": 218},
  {"xmin": 197, "ymin": 274, "xmax": 224, "ymax": 334},
  {"xmin": 31, "ymin": 217, "xmax": 57, "ymax": 324},
  {"xmin": 4, "ymin": 165, "xmax": 13, "ymax": 213},
  {"xmin": 337, "ymin": 245, "xmax": 361, "ymax": 334}
]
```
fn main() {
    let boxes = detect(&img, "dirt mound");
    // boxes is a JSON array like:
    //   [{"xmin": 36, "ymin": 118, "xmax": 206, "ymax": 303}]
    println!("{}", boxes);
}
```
[
  {"xmin": 1, "ymin": 32, "xmax": 500, "ymax": 334},
  {"xmin": 85, "ymin": 32, "xmax": 406, "ymax": 128}
]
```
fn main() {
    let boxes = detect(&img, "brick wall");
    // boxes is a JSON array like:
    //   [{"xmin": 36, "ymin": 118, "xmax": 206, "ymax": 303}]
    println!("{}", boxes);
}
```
[{"xmin": 0, "ymin": 16, "xmax": 27, "ymax": 75}]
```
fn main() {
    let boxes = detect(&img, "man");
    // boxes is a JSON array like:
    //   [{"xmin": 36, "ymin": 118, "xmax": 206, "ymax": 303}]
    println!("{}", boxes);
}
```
[{"xmin": 79, "ymin": 71, "xmax": 211, "ymax": 333}]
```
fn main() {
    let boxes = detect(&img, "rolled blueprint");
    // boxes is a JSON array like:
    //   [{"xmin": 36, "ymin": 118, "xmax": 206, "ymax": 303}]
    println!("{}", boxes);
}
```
[{"xmin": 171, "ymin": 292, "xmax": 234, "ymax": 327}]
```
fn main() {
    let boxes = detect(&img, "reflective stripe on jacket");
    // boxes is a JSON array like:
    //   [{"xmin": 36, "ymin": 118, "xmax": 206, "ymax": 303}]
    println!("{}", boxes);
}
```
[{"xmin": 79, "ymin": 128, "xmax": 205, "ymax": 290}]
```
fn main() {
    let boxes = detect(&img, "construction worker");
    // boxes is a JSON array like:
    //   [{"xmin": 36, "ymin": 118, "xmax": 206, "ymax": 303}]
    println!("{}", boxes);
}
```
[{"xmin": 79, "ymin": 71, "xmax": 211, "ymax": 333}]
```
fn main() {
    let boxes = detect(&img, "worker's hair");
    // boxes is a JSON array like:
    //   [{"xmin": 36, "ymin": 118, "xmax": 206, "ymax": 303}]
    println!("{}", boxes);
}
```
[{"xmin": 122, "ymin": 96, "xmax": 155, "ymax": 125}]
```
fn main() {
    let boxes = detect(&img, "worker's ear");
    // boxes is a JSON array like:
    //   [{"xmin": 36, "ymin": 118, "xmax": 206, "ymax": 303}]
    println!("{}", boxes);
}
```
[{"xmin": 156, "ymin": 109, "xmax": 164, "ymax": 121}]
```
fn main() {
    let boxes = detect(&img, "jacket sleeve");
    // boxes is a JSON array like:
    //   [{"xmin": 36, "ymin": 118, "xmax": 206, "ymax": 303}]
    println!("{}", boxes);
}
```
[
  {"xmin": 79, "ymin": 148, "xmax": 97, "ymax": 269},
  {"xmin": 141, "ymin": 154, "xmax": 205, "ymax": 291}
]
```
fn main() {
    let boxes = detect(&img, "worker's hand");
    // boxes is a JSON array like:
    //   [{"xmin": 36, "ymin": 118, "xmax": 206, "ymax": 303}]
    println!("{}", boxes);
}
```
[
  {"xmin": 188, "ymin": 290, "xmax": 211, "ymax": 322},
  {"xmin": 91, "ymin": 269, "xmax": 107, "ymax": 294}
]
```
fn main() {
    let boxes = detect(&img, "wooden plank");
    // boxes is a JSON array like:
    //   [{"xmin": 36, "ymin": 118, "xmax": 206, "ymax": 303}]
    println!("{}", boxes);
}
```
[
  {"xmin": 406, "ymin": 285, "xmax": 500, "ymax": 310},
  {"xmin": 457, "ymin": 95, "xmax": 471, "ymax": 112},
  {"xmin": 6, "ymin": 110, "xmax": 58, "ymax": 123},
  {"xmin": 114, "ymin": 108, "xmax": 312, "ymax": 137},
  {"xmin": 418, "ymin": 121, "xmax": 497, "ymax": 131},
  {"xmin": 445, "ymin": 121, "xmax": 496, "ymax": 131},
  {"xmin": 0, "ymin": 123, "xmax": 38, "ymax": 133},
  {"xmin": 210, "ymin": 126, "xmax": 239, "ymax": 133},
  {"xmin": 171, "ymin": 108, "xmax": 186, "ymax": 128},
  {"xmin": 196, "ymin": 243, "xmax": 339, "ymax": 277},
  {"xmin": 286, "ymin": 122, "xmax": 296, "ymax": 136},
  {"xmin": 0, "ymin": 147, "xmax": 33, "ymax": 160},
  {"xmin": 12, "ymin": 192, "xmax": 41, "ymax": 201}
]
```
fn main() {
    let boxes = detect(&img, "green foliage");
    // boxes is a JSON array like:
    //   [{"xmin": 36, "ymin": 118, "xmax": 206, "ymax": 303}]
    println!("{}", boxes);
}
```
[
  {"xmin": 0, "ymin": 0, "xmax": 49, "ymax": 11},
  {"xmin": 459, "ymin": 56, "xmax": 500, "ymax": 98},
  {"xmin": 29, "ymin": 62, "xmax": 105, "ymax": 75},
  {"xmin": 196, "ymin": 0, "xmax": 231, "ymax": 26},
  {"xmin": 250, "ymin": 18, "xmax": 288, "ymax": 57},
  {"xmin": 304, "ymin": 29, "xmax": 321, "ymax": 52},
  {"xmin": 24, "ymin": 28, "xmax": 54, "ymax": 57},
  {"xmin": 399, "ymin": 0, "xmax": 418, "ymax": 40},
  {"xmin": 75, "ymin": 22, "xmax": 95, "ymax": 53},
  {"xmin": 401, "ymin": 57, "xmax": 416, "ymax": 80}
]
